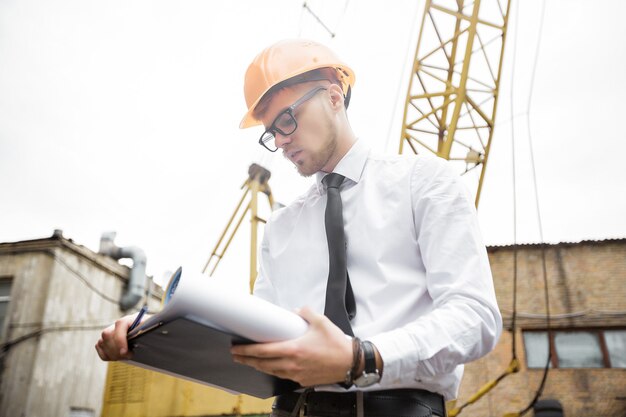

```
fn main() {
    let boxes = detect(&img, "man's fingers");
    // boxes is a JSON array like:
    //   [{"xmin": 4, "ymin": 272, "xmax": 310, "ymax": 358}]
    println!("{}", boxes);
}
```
[
  {"xmin": 96, "ymin": 314, "xmax": 140, "ymax": 362},
  {"xmin": 113, "ymin": 317, "xmax": 131, "ymax": 356},
  {"xmin": 296, "ymin": 306, "xmax": 327, "ymax": 327},
  {"xmin": 233, "ymin": 355, "xmax": 295, "ymax": 375},
  {"xmin": 231, "ymin": 340, "xmax": 294, "ymax": 359},
  {"xmin": 95, "ymin": 341, "xmax": 110, "ymax": 361},
  {"xmin": 296, "ymin": 306, "xmax": 315, "ymax": 321}
]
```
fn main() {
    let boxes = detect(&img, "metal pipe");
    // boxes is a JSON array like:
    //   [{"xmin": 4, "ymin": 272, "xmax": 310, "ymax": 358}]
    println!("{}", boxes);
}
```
[{"xmin": 99, "ymin": 232, "xmax": 147, "ymax": 311}]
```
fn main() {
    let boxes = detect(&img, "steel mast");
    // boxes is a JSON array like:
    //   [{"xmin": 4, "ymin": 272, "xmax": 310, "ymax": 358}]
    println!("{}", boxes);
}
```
[{"xmin": 399, "ymin": 0, "xmax": 511, "ymax": 206}]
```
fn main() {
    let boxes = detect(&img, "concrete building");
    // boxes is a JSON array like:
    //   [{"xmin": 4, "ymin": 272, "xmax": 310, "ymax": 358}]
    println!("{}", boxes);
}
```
[
  {"xmin": 0, "ymin": 231, "xmax": 160, "ymax": 417},
  {"xmin": 456, "ymin": 239, "xmax": 626, "ymax": 416}
]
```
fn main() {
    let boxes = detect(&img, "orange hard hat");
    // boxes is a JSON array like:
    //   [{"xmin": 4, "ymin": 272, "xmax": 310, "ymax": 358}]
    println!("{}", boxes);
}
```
[{"xmin": 240, "ymin": 39, "xmax": 355, "ymax": 129}]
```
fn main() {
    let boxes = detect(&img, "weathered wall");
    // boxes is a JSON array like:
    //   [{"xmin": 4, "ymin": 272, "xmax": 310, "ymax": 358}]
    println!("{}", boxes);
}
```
[
  {"xmin": 0, "ymin": 237, "xmax": 154, "ymax": 417},
  {"xmin": 0, "ymin": 251, "xmax": 56, "ymax": 414},
  {"xmin": 455, "ymin": 240, "xmax": 626, "ymax": 417}
]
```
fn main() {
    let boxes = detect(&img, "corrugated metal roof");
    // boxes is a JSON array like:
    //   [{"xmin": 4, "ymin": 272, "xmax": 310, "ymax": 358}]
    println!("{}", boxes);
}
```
[{"xmin": 487, "ymin": 237, "xmax": 626, "ymax": 251}]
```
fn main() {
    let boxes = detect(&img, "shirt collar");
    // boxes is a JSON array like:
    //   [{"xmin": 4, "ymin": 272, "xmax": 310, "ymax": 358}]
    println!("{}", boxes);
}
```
[{"xmin": 315, "ymin": 139, "xmax": 370, "ymax": 191}]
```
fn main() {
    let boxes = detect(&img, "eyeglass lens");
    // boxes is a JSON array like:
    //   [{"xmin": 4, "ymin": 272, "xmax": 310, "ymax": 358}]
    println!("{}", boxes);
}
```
[
  {"xmin": 260, "ymin": 112, "xmax": 297, "ymax": 151},
  {"xmin": 258, "ymin": 86, "xmax": 328, "ymax": 152}
]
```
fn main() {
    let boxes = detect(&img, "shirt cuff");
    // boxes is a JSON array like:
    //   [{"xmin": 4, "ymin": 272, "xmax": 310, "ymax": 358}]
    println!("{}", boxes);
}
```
[{"xmin": 368, "ymin": 328, "xmax": 422, "ymax": 385}]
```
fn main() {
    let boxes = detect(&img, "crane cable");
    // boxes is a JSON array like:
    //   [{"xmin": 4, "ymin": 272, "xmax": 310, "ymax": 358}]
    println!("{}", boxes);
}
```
[
  {"xmin": 505, "ymin": 0, "xmax": 551, "ymax": 415},
  {"xmin": 448, "ymin": 0, "xmax": 521, "ymax": 411},
  {"xmin": 449, "ymin": 0, "xmax": 550, "ymax": 414},
  {"xmin": 300, "ymin": 0, "xmax": 351, "ymax": 39},
  {"xmin": 515, "ymin": 0, "xmax": 550, "ymax": 413},
  {"xmin": 302, "ymin": 2, "xmax": 337, "ymax": 38}
]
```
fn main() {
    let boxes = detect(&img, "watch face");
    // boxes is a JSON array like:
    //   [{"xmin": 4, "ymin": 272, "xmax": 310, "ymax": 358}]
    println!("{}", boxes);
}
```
[{"xmin": 354, "ymin": 371, "xmax": 381, "ymax": 387}]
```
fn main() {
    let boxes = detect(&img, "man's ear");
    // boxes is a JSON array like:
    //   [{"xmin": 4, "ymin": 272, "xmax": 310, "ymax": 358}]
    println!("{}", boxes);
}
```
[{"xmin": 327, "ymin": 84, "xmax": 345, "ymax": 111}]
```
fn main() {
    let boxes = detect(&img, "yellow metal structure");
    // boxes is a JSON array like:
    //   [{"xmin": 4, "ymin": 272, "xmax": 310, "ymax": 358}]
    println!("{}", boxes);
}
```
[
  {"xmin": 203, "ymin": 163, "xmax": 275, "ymax": 292},
  {"xmin": 401, "ymin": 2, "xmax": 518, "ymax": 415},
  {"xmin": 448, "ymin": 358, "xmax": 520, "ymax": 416},
  {"xmin": 399, "ymin": 0, "xmax": 511, "ymax": 206},
  {"xmin": 101, "ymin": 164, "xmax": 276, "ymax": 417},
  {"xmin": 100, "ymin": 361, "xmax": 273, "ymax": 417}
]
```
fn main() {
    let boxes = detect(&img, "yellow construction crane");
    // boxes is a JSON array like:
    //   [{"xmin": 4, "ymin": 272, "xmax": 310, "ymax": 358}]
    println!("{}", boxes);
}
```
[
  {"xmin": 399, "ymin": 0, "xmax": 511, "ymax": 207},
  {"xmin": 100, "ymin": 164, "xmax": 277, "ymax": 417},
  {"xmin": 203, "ymin": 163, "xmax": 276, "ymax": 293},
  {"xmin": 399, "ymin": 1, "xmax": 520, "ymax": 415}
]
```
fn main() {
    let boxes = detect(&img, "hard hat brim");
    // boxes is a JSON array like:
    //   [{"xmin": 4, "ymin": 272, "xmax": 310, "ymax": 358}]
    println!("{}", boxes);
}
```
[{"xmin": 239, "ymin": 64, "xmax": 355, "ymax": 129}]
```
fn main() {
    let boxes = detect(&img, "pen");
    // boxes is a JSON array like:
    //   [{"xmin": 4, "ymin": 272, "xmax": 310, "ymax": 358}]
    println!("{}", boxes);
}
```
[{"xmin": 128, "ymin": 304, "xmax": 148, "ymax": 333}]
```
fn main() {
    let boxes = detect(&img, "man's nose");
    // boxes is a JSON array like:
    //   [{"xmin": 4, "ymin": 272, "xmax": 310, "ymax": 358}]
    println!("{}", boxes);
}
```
[{"xmin": 274, "ymin": 132, "xmax": 292, "ymax": 149}]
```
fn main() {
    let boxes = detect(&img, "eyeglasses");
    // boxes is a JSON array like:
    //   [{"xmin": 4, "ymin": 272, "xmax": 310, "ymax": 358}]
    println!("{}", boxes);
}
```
[{"xmin": 258, "ymin": 86, "xmax": 328, "ymax": 152}]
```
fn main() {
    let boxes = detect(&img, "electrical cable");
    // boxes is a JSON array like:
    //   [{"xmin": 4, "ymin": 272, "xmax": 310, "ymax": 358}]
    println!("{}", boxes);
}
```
[
  {"xmin": 299, "ymin": 0, "xmax": 350, "ymax": 40},
  {"xmin": 509, "ymin": 0, "xmax": 520, "ymax": 365},
  {"xmin": 500, "ymin": 309, "xmax": 626, "ymax": 319},
  {"xmin": 446, "ymin": 3, "xmax": 523, "ymax": 415},
  {"xmin": 302, "ymin": 2, "xmax": 336, "ymax": 38},
  {"xmin": 43, "ymin": 250, "xmax": 158, "ymax": 304},
  {"xmin": 0, "ymin": 323, "xmax": 111, "ymax": 355},
  {"xmin": 518, "ymin": 0, "xmax": 550, "ymax": 414},
  {"xmin": 47, "ymin": 250, "xmax": 120, "ymax": 305}
]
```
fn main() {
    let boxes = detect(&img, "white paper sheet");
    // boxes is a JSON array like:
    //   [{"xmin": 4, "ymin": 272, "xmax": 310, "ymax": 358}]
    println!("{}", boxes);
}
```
[{"xmin": 137, "ymin": 269, "xmax": 309, "ymax": 342}]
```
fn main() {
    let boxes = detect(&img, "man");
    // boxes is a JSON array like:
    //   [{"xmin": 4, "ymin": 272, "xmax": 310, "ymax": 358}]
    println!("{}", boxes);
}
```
[{"xmin": 96, "ymin": 39, "xmax": 502, "ymax": 417}]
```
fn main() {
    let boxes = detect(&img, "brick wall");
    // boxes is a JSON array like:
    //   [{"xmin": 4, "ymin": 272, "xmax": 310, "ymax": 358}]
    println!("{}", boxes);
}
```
[{"xmin": 454, "ymin": 240, "xmax": 626, "ymax": 416}]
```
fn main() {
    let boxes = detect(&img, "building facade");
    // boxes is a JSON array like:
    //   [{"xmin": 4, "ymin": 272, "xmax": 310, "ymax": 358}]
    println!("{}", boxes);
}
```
[
  {"xmin": 456, "ymin": 239, "xmax": 626, "ymax": 416},
  {"xmin": 0, "ymin": 232, "xmax": 160, "ymax": 417}
]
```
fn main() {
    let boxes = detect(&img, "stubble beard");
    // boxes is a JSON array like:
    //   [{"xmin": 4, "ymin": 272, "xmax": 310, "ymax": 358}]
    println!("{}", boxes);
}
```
[
  {"xmin": 294, "ymin": 132, "xmax": 338, "ymax": 178},
  {"xmin": 294, "ymin": 114, "xmax": 339, "ymax": 177}
]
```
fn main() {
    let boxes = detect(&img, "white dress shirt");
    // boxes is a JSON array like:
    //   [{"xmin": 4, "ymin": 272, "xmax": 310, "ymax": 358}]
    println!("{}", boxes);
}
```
[{"xmin": 253, "ymin": 139, "xmax": 502, "ymax": 400}]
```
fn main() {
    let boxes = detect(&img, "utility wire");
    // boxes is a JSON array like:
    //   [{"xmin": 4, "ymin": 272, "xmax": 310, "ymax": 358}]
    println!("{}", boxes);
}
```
[
  {"xmin": 518, "ymin": 0, "xmax": 550, "ymax": 413},
  {"xmin": 52, "ymin": 249, "xmax": 159, "ymax": 311},
  {"xmin": 48, "ymin": 250, "xmax": 120, "ymax": 305},
  {"xmin": 500, "ymin": 308, "xmax": 626, "ymax": 319},
  {"xmin": 507, "ymin": 1, "xmax": 554, "ymax": 415},
  {"xmin": 0, "ymin": 324, "xmax": 110, "ymax": 355},
  {"xmin": 509, "ymin": 0, "xmax": 520, "ymax": 363},
  {"xmin": 446, "ymin": 4, "xmax": 523, "ymax": 415},
  {"xmin": 302, "ymin": 2, "xmax": 336, "ymax": 38}
]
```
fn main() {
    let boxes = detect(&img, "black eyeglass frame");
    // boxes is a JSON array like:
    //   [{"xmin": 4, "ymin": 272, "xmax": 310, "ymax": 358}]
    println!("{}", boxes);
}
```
[{"xmin": 258, "ymin": 86, "xmax": 328, "ymax": 152}]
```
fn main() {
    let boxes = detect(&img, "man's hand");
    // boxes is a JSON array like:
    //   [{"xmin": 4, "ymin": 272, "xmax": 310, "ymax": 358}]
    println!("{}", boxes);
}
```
[
  {"xmin": 95, "ymin": 314, "xmax": 137, "ymax": 361},
  {"xmin": 230, "ymin": 307, "xmax": 353, "ymax": 387}
]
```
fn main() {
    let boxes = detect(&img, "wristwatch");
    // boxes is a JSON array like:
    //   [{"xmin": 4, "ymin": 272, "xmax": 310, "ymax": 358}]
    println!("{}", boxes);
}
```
[{"xmin": 353, "ymin": 340, "xmax": 381, "ymax": 387}]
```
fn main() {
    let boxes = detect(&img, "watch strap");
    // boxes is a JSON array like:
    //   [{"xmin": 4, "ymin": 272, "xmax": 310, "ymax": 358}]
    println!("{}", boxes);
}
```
[
  {"xmin": 362, "ymin": 340, "xmax": 377, "ymax": 375},
  {"xmin": 352, "ymin": 340, "xmax": 380, "ymax": 387}
]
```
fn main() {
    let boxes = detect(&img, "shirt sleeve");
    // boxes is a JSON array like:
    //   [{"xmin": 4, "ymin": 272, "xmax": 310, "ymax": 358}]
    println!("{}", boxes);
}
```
[{"xmin": 369, "ymin": 156, "xmax": 502, "ymax": 386}]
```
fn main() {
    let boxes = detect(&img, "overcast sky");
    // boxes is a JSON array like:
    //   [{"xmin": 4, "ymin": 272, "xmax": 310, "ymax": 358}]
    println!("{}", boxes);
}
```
[{"xmin": 1, "ymin": 0, "xmax": 625, "ymax": 290}]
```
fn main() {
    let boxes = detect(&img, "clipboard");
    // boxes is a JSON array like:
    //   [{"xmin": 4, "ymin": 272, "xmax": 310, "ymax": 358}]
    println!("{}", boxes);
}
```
[
  {"xmin": 125, "ymin": 267, "xmax": 305, "ymax": 399},
  {"xmin": 127, "ymin": 315, "xmax": 299, "ymax": 398}
]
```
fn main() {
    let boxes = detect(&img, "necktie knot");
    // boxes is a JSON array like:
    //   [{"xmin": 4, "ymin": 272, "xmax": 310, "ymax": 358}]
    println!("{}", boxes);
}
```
[{"xmin": 323, "ymin": 173, "xmax": 345, "ymax": 190}]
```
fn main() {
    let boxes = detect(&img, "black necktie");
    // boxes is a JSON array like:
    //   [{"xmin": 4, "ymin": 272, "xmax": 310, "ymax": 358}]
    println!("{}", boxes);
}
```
[{"xmin": 322, "ymin": 173, "xmax": 356, "ymax": 336}]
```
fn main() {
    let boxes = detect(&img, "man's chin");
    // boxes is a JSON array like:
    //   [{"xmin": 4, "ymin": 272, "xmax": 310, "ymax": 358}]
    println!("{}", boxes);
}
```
[{"xmin": 294, "ymin": 161, "xmax": 316, "ymax": 178}]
